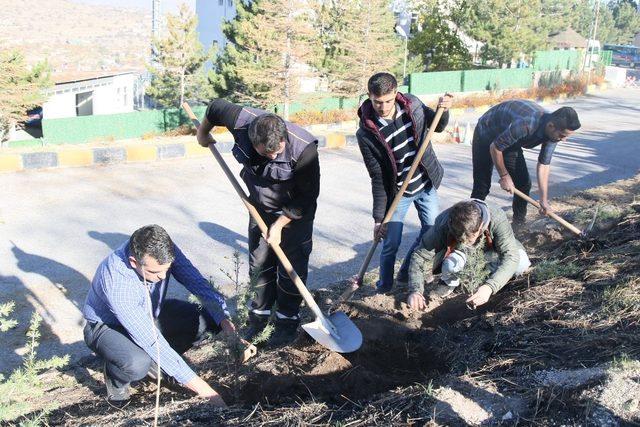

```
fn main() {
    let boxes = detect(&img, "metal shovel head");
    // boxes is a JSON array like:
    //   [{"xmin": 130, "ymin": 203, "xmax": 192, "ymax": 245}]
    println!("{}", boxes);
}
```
[{"xmin": 302, "ymin": 311, "xmax": 362, "ymax": 353}]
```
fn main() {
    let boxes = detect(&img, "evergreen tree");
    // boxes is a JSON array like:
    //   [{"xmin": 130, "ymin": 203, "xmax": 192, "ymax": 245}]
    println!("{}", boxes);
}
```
[
  {"xmin": 214, "ymin": 0, "xmax": 317, "ymax": 118},
  {"xmin": 409, "ymin": 4, "xmax": 472, "ymax": 71},
  {"xmin": 458, "ymin": 0, "xmax": 549, "ymax": 67},
  {"xmin": 147, "ymin": 4, "xmax": 212, "ymax": 108},
  {"xmin": 0, "ymin": 49, "xmax": 50, "ymax": 144},
  {"xmin": 313, "ymin": 0, "xmax": 402, "ymax": 98},
  {"xmin": 610, "ymin": 0, "xmax": 640, "ymax": 44}
]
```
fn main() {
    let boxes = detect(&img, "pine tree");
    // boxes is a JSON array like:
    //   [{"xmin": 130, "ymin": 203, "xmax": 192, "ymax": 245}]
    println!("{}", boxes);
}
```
[
  {"xmin": 214, "ymin": 0, "xmax": 317, "ymax": 119},
  {"xmin": 0, "ymin": 50, "xmax": 50, "ymax": 144},
  {"xmin": 314, "ymin": 0, "xmax": 402, "ymax": 98},
  {"xmin": 147, "ymin": 4, "xmax": 212, "ymax": 108},
  {"xmin": 458, "ymin": 0, "xmax": 550, "ymax": 67}
]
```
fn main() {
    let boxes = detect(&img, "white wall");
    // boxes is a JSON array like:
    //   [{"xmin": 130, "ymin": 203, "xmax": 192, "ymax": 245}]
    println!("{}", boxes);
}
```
[{"xmin": 43, "ymin": 73, "xmax": 137, "ymax": 119}]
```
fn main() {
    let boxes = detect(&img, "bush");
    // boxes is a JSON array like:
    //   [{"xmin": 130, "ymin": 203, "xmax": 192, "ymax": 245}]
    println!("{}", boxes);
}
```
[
  {"xmin": 0, "ymin": 306, "xmax": 69, "ymax": 423},
  {"xmin": 534, "ymin": 259, "xmax": 581, "ymax": 282}
]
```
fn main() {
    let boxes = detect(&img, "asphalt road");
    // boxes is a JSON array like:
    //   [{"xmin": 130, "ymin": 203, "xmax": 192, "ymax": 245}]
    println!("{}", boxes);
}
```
[{"xmin": 1, "ymin": 87, "xmax": 638, "ymax": 371}]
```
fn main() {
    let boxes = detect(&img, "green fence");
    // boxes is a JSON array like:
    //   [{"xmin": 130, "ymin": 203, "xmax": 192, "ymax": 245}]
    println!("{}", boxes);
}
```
[
  {"xmin": 409, "ymin": 71, "xmax": 464, "ymax": 94},
  {"xmin": 462, "ymin": 68, "xmax": 533, "ymax": 91},
  {"xmin": 532, "ymin": 50, "xmax": 581, "ymax": 71},
  {"xmin": 42, "ymin": 106, "xmax": 207, "ymax": 144},
  {"xmin": 600, "ymin": 50, "xmax": 613, "ymax": 66},
  {"xmin": 409, "ymin": 68, "xmax": 533, "ymax": 95}
]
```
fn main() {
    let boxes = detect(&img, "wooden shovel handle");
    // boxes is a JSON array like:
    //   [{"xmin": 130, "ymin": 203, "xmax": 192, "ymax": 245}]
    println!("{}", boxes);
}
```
[
  {"xmin": 182, "ymin": 103, "xmax": 326, "ymax": 321},
  {"xmin": 512, "ymin": 188, "xmax": 582, "ymax": 236}
]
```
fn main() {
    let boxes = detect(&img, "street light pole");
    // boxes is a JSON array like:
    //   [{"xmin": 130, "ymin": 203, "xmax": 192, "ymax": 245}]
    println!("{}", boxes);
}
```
[
  {"xmin": 396, "ymin": 25, "xmax": 408, "ymax": 79},
  {"xmin": 403, "ymin": 35, "xmax": 408, "ymax": 79}
]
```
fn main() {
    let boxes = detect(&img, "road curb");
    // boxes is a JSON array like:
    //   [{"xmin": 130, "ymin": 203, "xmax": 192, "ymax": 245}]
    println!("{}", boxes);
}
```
[{"xmin": 0, "ymin": 132, "xmax": 356, "ymax": 173}]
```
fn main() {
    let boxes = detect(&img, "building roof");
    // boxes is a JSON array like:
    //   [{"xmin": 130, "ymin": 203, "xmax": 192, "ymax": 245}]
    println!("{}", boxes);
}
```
[
  {"xmin": 549, "ymin": 28, "xmax": 588, "ymax": 49},
  {"xmin": 52, "ymin": 70, "xmax": 143, "ymax": 85}
]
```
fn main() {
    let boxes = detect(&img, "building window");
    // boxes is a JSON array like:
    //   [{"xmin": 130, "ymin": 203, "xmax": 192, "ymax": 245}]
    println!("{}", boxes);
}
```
[
  {"xmin": 76, "ymin": 91, "xmax": 93, "ymax": 116},
  {"xmin": 123, "ymin": 86, "xmax": 128, "ymax": 107},
  {"xmin": 219, "ymin": 0, "xmax": 223, "ymax": 5}
]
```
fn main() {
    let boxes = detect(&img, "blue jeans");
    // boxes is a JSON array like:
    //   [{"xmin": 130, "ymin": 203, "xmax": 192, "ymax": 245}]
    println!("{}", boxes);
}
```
[{"xmin": 377, "ymin": 186, "xmax": 439, "ymax": 291}]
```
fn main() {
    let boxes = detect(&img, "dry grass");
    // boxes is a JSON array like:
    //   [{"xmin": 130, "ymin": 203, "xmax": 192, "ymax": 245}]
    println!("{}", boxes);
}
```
[
  {"xmin": 455, "ymin": 75, "xmax": 591, "ymax": 110},
  {"xmin": 289, "ymin": 109, "xmax": 356, "ymax": 126}
]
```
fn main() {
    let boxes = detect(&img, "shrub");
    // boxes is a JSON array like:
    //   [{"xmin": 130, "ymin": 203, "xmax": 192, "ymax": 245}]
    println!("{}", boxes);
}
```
[
  {"xmin": 534, "ymin": 259, "xmax": 581, "ymax": 282},
  {"xmin": 0, "ymin": 307, "xmax": 69, "ymax": 423}
]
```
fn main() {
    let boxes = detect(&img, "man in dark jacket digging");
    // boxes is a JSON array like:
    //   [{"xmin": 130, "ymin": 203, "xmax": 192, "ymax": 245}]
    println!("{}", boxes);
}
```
[
  {"xmin": 470, "ymin": 100, "xmax": 581, "ymax": 227},
  {"xmin": 197, "ymin": 99, "xmax": 320, "ymax": 346},
  {"xmin": 407, "ymin": 199, "xmax": 531, "ymax": 311},
  {"xmin": 356, "ymin": 72, "xmax": 452, "ymax": 293}
]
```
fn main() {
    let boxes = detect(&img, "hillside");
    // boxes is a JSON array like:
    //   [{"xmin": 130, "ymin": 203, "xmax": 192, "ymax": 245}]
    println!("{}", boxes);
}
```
[{"xmin": 0, "ymin": 0, "xmax": 151, "ymax": 78}]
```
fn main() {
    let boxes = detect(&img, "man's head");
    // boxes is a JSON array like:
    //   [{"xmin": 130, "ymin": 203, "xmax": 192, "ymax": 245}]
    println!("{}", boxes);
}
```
[
  {"xmin": 367, "ymin": 72, "xmax": 398, "ymax": 119},
  {"xmin": 128, "ymin": 224, "xmax": 175, "ymax": 282},
  {"xmin": 248, "ymin": 114, "xmax": 287, "ymax": 160},
  {"xmin": 449, "ymin": 201, "xmax": 484, "ymax": 245},
  {"xmin": 545, "ymin": 107, "xmax": 581, "ymax": 142}
]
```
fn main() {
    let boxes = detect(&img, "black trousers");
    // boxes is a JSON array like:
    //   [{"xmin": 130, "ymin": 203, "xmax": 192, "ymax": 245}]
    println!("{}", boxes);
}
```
[
  {"xmin": 83, "ymin": 299, "xmax": 219, "ymax": 389},
  {"xmin": 470, "ymin": 132, "xmax": 532, "ymax": 223},
  {"xmin": 248, "ymin": 212, "xmax": 313, "ymax": 318}
]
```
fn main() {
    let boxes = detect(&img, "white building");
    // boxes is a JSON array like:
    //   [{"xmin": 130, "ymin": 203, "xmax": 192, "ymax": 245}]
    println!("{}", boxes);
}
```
[
  {"xmin": 43, "ymin": 71, "xmax": 145, "ymax": 119},
  {"xmin": 196, "ymin": 0, "xmax": 236, "ymax": 52}
]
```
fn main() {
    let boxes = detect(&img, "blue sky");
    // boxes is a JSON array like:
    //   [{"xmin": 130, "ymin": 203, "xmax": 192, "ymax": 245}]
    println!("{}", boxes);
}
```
[{"xmin": 72, "ymin": 0, "xmax": 194, "ymax": 13}]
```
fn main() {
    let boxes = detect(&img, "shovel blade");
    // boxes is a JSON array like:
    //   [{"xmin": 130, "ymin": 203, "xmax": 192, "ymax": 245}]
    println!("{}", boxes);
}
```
[{"xmin": 302, "ymin": 311, "xmax": 362, "ymax": 353}]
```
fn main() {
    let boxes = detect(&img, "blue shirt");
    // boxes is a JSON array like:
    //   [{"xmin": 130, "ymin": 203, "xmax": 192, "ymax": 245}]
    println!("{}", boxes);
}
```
[
  {"xmin": 82, "ymin": 241, "xmax": 230, "ymax": 384},
  {"xmin": 475, "ymin": 99, "xmax": 557, "ymax": 165}
]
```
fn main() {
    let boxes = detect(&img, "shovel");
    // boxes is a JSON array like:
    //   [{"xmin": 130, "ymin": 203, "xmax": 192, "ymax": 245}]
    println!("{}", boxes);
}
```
[
  {"xmin": 512, "ymin": 188, "xmax": 597, "ymax": 237},
  {"xmin": 337, "ymin": 106, "xmax": 446, "ymax": 304},
  {"xmin": 182, "ymin": 103, "xmax": 362, "ymax": 354}
]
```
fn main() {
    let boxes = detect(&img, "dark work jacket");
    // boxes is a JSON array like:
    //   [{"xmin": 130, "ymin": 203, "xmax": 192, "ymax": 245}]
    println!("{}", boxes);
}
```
[
  {"xmin": 205, "ymin": 99, "xmax": 320, "ymax": 221},
  {"xmin": 356, "ymin": 92, "xmax": 449, "ymax": 222}
]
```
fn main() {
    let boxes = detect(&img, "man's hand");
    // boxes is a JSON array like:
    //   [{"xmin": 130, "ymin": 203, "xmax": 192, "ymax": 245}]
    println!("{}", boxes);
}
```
[
  {"xmin": 465, "ymin": 284, "xmax": 493, "ymax": 309},
  {"xmin": 407, "ymin": 292, "xmax": 427, "ymax": 311},
  {"xmin": 219, "ymin": 318, "xmax": 236, "ymax": 335},
  {"xmin": 499, "ymin": 174, "xmax": 515, "ymax": 194},
  {"xmin": 266, "ymin": 215, "xmax": 291, "ymax": 247},
  {"xmin": 538, "ymin": 199, "xmax": 553, "ymax": 216},
  {"xmin": 374, "ymin": 222, "xmax": 387, "ymax": 240},
  {"xmin": 208, "ymin": 393, "xmax": 228, "ymax": 408},
  {"xmin": 185, "ymin": 376, "xmax": 228, "ymax": 407},
  {"xmin": 197, "ymin": 133, "xmax": 216, "ymax": 148},
  {"xmin": 266, "ymin": 222, "xmax": 284, "ymax": 247},
  {"xmin": 438, "ymin": 93, "xmax": 453, "ymax": 110}
]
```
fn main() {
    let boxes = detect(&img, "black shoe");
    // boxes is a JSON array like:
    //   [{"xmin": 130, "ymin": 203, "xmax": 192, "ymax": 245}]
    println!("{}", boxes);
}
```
[
  {"xmin": 244, "ymin": 311, "xmax": 270, "ymax": 343},
  {"xmin": 267, "ymin": 317, "xmax": 300, "ymax": 347},
  {"xmin": 103, "ymin": 362, "xmax": 130, "ymax": 406}
]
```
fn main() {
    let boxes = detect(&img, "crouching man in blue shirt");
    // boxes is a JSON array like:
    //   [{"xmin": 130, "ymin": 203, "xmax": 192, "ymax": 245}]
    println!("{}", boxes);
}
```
[{"xmin": 82, "ymin": 224, "xmax": 236, "ymax": 407}]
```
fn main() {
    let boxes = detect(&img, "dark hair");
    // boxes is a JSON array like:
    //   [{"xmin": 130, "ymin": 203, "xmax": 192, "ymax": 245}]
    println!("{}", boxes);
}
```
[
  {"xmin": 550, "ymin": 107, "xmax": 581, "ymax": 131},
  {"xmin": 248, "ymin": 113, "xmax": 287, "ymax": 153},
  {"xmin": 129, "ymin": 224, "xmax": 175, "ymax": 265},
  {"xmin": 448, "ymin": 201, "xmax": 483, "ymax": 243},
  {"xmin": 367, "ymin": 72, "xmax": 398, "ymax": 96}
]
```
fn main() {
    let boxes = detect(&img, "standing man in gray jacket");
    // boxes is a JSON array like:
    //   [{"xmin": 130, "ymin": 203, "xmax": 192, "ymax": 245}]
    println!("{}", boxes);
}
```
[
  {"xmin": 197, "ymin": 99, "xmax": 320, "ymax": 346},
  {"xmin": 407, "ymin": 200, "xmax": 531, "ymax": 310}
]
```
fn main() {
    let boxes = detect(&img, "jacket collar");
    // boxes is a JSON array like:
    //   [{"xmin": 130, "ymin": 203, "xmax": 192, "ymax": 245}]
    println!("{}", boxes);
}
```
[{"xmin": 358, "ymin": 92, "xmax": 412, "ymax": 133}]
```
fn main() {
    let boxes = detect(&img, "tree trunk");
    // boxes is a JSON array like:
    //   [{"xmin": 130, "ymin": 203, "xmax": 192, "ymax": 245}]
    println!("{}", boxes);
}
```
[{"xmin": 179, "ymin": 69, "xmax": 185, "ymax": 107}]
